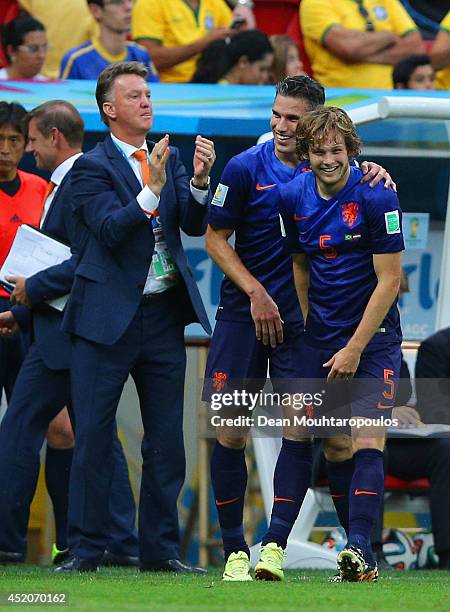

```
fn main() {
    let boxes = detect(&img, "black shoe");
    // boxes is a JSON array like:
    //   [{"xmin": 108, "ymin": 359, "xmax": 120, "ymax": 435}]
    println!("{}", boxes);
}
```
[
  {"xmin": 101, "ymin": 551, "xmax": 139, "ymax": 567},
  {"xmin": 438, "ymin": 550, "xmax": 450, "ymax": 569},
  {"xmin": 54, "ymin": 556, "xmax": 99, "ymax": 573},
  {"xmin": 337, "ymin": 545, "xmax": 378, "ymax": 582},
  {"xmin": 0, "ymin": 550, "xmax": 25, "ymax": 565},
  {"xmin": 140, "ymin": 559, "xmax": 207, "ymax": 574}
]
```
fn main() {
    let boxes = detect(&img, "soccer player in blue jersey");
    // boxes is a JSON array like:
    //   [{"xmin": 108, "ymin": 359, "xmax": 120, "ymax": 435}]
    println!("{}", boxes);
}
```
[
  {"xmin": 279, "ymin": 106, "xmax": 404, "ymax": 582},
  {"xmin": 204, "ymin": 75, "xmax": 395, "ymax": 582},
  {"xmin": 60, "ymin": 1, "xmax": 158, "ymax": 81}
]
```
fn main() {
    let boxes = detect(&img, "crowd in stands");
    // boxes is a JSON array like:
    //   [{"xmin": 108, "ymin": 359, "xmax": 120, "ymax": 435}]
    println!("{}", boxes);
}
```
[{"xmin": 0, "ymin": 0, "xmax": 448, "ymax": 89}]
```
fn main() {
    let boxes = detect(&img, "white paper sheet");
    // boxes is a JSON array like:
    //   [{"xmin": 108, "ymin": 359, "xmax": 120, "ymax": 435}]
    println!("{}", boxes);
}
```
[{"xmin": 0, "ymin": 224, "xmax": 71, "ymax": 312}]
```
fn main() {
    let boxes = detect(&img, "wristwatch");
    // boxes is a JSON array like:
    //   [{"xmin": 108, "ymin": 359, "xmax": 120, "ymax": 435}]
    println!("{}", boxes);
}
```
[
  {"xmin": 230, "ymin": 0, "xmax": 255, "ymax": 9},
  {"xmin": 191, "ymin": 176, "xmax": 210, "ymax": 190}
]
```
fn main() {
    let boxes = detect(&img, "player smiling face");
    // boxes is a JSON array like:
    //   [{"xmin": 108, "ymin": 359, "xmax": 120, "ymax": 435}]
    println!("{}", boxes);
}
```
[
  {"xmin": 308, "ymin": 131, "xmax": 351, "ymax": 197},
  {"xmin": 270, "ymin": 95, "xmax": 312, "ymax": 168},
  {"xmin": 296, "ymin": 107, "xmax": 361, "ymax": 198}
]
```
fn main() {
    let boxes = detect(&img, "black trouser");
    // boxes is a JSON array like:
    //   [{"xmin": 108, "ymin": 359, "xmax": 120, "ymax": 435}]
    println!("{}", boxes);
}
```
[{"xmin": 385, "ymin": 437, "xmax": 450, "ymax": 556}]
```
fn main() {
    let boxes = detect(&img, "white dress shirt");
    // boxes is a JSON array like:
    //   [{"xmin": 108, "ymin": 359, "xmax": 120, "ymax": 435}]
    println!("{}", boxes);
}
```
[{"xmin": 40, "ymin": 153, "xmax": 83, "ymax": 227}]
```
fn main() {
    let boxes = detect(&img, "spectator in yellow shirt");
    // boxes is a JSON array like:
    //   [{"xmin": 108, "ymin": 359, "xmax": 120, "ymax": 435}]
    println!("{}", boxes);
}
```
[
  {"xmin": 431, "ymin": 11, "xmax": 450, "ymax": 91},
  {"xmin": 300, "ymin": 0, "xmax": 424, "ymax": 89},
  {"xmin": 132, "ymin": 0, "xmax": 254, "ymax": 83}
]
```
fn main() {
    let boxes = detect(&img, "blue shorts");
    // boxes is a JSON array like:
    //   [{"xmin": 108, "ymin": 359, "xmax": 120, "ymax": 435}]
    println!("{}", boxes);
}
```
[
  {"xmin": 298, "ymin": 339, "xmax": 402, "ymax": 421},
  {"xmin": 202, "ymin": 320, "xmax": 304, "ymax": 400}
]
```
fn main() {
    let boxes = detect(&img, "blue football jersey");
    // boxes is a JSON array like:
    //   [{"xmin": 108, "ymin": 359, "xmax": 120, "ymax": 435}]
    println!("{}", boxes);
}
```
[
  {"xmin": 60, "ymin": 40, "xmax": 159, "ymax": 81},
  {"xmin": 208, "ymin": 139, "xmax": 312, "ymax": 323},
  {"xmin": 279, "ymin": 166, "xmax": 404, "ymax": 349}
]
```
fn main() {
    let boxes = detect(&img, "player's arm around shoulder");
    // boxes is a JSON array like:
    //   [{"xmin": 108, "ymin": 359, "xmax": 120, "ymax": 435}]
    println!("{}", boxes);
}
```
[{"xmin": 70, "ymin": 153, "xmax": 148, "ymax": 250}]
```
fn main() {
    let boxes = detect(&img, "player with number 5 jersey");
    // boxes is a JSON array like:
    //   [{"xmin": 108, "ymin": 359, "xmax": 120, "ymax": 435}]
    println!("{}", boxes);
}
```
[{"xmin": 279, "ymin": 106, "xmax": 404, "ymax": 583}]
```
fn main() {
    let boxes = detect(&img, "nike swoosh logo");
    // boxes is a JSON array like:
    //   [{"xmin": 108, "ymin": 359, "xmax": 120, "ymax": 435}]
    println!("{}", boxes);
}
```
[
  {"xmin": 294, "ymin": 214, "xmax": 309, "ymax": 221},
  {"xmin": 274, "ymin": 496, "xmax": 296, "ymax": 503},
  {"xmin": 354, "ymin": 489, "xmax": 378, "ymax": 496},
  {"xmin": 376, "ymin": 402, "xmax": 392, "ymax": 409},
  {"xmin": 256, "ymin": 183, "xmax": 276, "ymax": 191},
  {"xmin": 215, "ymin": 497, "xmax": 240, "ymax": 506}
]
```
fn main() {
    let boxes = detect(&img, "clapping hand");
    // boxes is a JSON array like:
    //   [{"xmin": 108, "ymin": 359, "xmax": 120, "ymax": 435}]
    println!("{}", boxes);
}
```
[
  {"xmin": 147, "ymin": 134, "xmax": 170, "ymax": 197},
  {"xmin": 193, "ymin": 136, "xmax": 215, "ymax": 188}
]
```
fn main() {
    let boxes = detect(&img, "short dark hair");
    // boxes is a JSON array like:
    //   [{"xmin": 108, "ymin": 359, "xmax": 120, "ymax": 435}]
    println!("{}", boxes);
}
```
[
  {"xmin": 275, "ymin": 75, "xmax": 325, "ymax": 111},
  {"xmin": 0, "ymin": 102, "xmax": 28, "ymax": 137},
  {"xmin": 392, "ymin": 54, "xmax": 433, "ymax": 88},
  {"xmin": 96, "ymin": 61, "xmax": 149, "ymax": 125},
  {"xmin": 296, "ymin": 106, "xmax": 361, "ymax": 160},
  {"xmin": 2, "ymin": 15, "xmax": 45, "ymax": 62},
  {"xmin": 26, "ymin": 100, "xmax": 84, "ymax": 147},
  {"xmin": 87, "ymin": 0, "xmax": 104, "ymax": 7}
]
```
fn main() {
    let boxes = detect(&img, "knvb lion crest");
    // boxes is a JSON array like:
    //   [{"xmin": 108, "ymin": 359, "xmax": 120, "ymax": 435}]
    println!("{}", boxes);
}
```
[
  {"xmin": 305, "ymin": 403, "xmax": 314, "ymax": 419},
  {"xmin": 212, "ymin": 371, "xmax": 228, "ymax": 392},
  {"xmin": 341, "ymin": 202, "xmax": 359, "ymax": 228}
]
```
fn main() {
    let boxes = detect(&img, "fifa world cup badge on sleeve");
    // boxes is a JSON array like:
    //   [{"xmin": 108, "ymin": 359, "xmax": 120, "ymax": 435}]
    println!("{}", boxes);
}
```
[
  {"xmin": 212, "ymin": 183, "xmax": 228, "ymax": 207},
  {"xmin": 385, "ymin": 210, "xmax": 400, "ymax": 234}
]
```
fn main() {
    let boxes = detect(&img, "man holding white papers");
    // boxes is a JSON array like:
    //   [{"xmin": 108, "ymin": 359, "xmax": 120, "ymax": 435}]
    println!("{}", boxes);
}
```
[{"xmin": 0, "ymin": 101, "xmax": 139, "ymax": 567}]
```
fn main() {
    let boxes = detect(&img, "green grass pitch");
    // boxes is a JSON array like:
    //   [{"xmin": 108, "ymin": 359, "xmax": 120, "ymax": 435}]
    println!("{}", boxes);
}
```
[{"xmin": 0, "ymin": 567, "xmax": 449, "ymax": 611}]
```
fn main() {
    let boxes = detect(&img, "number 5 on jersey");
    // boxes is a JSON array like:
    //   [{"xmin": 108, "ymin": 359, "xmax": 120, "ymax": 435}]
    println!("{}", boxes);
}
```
[{"xmin": 319, "ymin": 235, "xmax": 338, "ymax": 259}]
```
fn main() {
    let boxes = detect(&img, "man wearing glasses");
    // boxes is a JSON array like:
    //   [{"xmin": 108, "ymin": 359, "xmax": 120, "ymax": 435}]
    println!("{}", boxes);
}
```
[
  {"xmin": 60, "ymin": 0, "xmax": 158, "ymax": 81},
  {"xmin": 300, "ymin": 0, "xmax": 424, "ymax": 89}
]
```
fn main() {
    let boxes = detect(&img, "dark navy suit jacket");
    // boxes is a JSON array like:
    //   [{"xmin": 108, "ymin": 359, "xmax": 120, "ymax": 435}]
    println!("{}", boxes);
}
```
[
  {"xmin": 62, "ymin": 134, "xmax": 211, "ymax": 345},
  {"xmin": 13, "ymin": 171, "xmax": 77, "ymax": 371}
]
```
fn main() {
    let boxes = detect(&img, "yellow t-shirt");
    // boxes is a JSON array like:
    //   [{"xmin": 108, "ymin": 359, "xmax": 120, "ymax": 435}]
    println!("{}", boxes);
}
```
[
  {"xmin": 435, "ymin": 11, "xmax": 450, "ymax": 91},
  {"xmin": 132, "ymin": 0, "xmax": 232, "ymax": 82},
  {"xmin": 300, "ymin": 0, "xmax": 418, "ymax": 89},
  {"xmin": 19, "ymin": 0, "xmax": 98, "ymax": 79}
]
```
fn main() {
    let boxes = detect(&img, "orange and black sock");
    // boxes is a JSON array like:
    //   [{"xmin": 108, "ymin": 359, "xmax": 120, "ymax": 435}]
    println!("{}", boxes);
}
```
[
  {"xmin": 326, "ymin": 456, "xmax": 355, "ymax": 537},
  {"xmin": 211, "ymin": 441, "xmax": 249, "ymax": 561},
  {"xmin": 262, "ymin": 439, "xmax": 313, "ymax": 549},
  {"xmin": 348, "ymin": 448, "xmax": 384, "ymax": 562}
]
